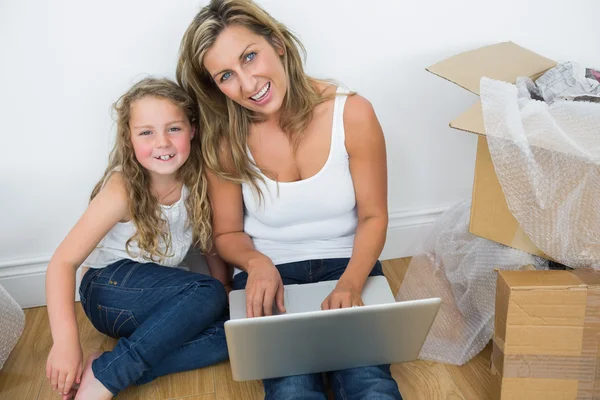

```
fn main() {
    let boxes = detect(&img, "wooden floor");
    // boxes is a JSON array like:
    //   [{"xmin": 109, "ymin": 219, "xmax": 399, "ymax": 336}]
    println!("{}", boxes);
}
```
[{"xmin": 0, "ymin": 258, "xmax": 493, "ymax": 400}]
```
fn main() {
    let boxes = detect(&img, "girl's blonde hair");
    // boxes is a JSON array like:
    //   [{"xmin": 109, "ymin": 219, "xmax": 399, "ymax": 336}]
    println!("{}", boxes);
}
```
[
  {"xmin": 176, "ymin": 0, "xmax": 334, "ymax": 192},
  {"xmin": 90, "ymin": 77, "xmax": 212, "ymax": 260}
]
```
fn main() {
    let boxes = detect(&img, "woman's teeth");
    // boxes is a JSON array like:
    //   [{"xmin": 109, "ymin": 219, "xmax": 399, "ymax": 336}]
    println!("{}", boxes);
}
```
[{"xmin": 251, "ymin": 82, "xmax": 270, "ymax": 101}]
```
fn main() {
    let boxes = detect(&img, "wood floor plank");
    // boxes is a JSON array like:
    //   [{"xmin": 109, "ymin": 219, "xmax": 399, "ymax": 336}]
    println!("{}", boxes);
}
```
[
  {"xmin": 169, "ymin": 394, "xmax": 215, "ymax": 400},
  {"xmin": 0, "ymin": 258, "xmax": 496, "ymax": 400},
  {"xmin": 445, "ymin": 342, "xmax": 493, "ymax": 400},
  {"xmin": 392, "ymin": 360, "xmax": 466, "ymax": 400},
  {"xmin": 382, "ymin": 258, "xmax": 411, "ymax": 295},
  {"xmin": 154, "ymin": 366, "xmax": 215, "ymax": 399},
  {"xmin": 213, "ymin": 361, "xmax": 264, "ymax": 400},
  {"xmin": 0, "ymin": 307, "xmax": 53, "ymax": 400}
]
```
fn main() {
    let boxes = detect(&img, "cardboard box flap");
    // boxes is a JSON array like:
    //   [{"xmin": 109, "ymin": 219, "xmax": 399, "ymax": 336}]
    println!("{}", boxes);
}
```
[
  {"xmin": 450, "ymin": 101, "xmax": 485, "ymax": 135},
  {"xmin": 572, "ymin": 269, "xmax": 600, "ymax": 287},
  {"xmin": 426, "ymin": 41, "xmax": 556, "ymax": 96},
  {"xmin": 499, "ymin": 270, "xmax": 585, "ymax": 290}
]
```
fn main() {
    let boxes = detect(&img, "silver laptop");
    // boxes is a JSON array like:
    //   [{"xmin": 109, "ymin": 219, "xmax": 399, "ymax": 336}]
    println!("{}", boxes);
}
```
[{"xmin": 225, "ymin": 276, "xmax": 441, "ymax": 381}]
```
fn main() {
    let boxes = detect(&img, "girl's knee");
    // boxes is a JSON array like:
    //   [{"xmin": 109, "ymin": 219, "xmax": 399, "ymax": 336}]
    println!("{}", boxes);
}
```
[{"xmin": 192, "ymin": 276, "xmax": 227, "ymax": 310}]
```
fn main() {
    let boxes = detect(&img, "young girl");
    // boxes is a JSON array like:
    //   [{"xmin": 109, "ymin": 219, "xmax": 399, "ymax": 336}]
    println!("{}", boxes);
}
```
[
  {"xmin": 45, "ymin": 78, "xmax": 230, "ymax": 400},
  {"xmin": 177, "ymin": 1, "xmax": 402, "ymax": 399}
]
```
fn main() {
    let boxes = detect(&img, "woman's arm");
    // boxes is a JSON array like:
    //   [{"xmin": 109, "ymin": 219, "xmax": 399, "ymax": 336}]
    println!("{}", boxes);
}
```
[
  {"xmin": 45, "ymin": 173, "xmax": 128, "ymax": 395},
  {"xmin": 204, "ymin": 250, "xmax": 232, "ymax": 291},
  {"xmin": 206, "ymin": 171, "xmax": 285, "ymax": 317},
  {"xmin": 322, "ymin": 94, "xmax": 388, "ymax": 310}
]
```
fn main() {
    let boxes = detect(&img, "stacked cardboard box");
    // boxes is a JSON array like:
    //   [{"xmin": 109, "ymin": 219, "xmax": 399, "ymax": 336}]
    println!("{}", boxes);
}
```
[
  {"xmin": 428, "ymin": 43, "xmax": 600, "ymax": 398},
  {"xmin": 493, "ymin": 270, "xmax": 600, "ymax": 399}
]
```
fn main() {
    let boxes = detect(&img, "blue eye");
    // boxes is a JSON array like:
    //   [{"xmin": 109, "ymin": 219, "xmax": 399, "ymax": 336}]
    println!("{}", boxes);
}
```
[
  {"xmin": 221, "ymin": 72, "xmax": 232, "ymax": 82},
  {"xmin": 140, "ymin": 130, "xmax": 152, "ymax": 136},
  {"xmin": 169, "ymin": 127, "xmax": 181, "ymax": 132},
  {"xmin": 245, "ymin": 52, "xmax": 256, "ymax": 62}
]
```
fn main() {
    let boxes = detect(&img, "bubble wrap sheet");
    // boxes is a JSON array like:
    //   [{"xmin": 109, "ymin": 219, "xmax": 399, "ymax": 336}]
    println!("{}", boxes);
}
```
[
  {"xmin": 0, "ymin": 284, "xmax": 25, "ymax": 369},
  {"xmin": 481, "ymin": 77, "xmax": 600, "ymax": 268},
  {"xmin": 396, "ymin": 201, "xmax": 547, "ymax": 365}
]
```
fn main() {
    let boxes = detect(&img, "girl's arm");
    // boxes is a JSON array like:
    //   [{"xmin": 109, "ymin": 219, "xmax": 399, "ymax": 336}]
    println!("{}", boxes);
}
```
[
  {"xmin": 45, "ymin": 173, "xmax": 129, "ymax": 395},
  {"xmin": 321, "ymin": 94, "xmax": 389, "ymax": 310}
]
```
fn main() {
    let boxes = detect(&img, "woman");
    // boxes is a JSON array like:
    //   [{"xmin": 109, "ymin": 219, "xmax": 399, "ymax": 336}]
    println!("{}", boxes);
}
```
[{"xmin": 177, "ymin": 1, "xmax": 401, "ymax": 398}]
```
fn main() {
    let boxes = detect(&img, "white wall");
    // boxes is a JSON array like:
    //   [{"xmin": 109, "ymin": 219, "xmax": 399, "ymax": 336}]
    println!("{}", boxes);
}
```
[{"xmin": 1, "ymin": 0, "xmax": 598, "ymax": 306}]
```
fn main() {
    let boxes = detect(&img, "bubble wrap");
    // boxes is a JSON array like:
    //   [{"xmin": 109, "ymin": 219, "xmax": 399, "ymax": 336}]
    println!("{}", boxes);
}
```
[
  {"xmin": 396, "ymin": 201, "xmax": 547, "ymax": 365},
  {"xmin": 480, "ymin": 77, "xmax": 600, "ymax": 268},
  {"xmin": 0, "ymin": 284, "xmax": 25, "ymax": 369}
]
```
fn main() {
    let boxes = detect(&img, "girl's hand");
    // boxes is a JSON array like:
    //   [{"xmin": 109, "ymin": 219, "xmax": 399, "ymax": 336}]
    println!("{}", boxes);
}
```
[
  {"xmin": 245, "ymin": 257, "xmax": 286, "ymax": 317},
  {"xmin": 46, "ymin": 341, "xmax": 83, "ymax": 396},
  {"xmin": 321, "ymin": 279, "xmax": 364, "ymax": 310}
]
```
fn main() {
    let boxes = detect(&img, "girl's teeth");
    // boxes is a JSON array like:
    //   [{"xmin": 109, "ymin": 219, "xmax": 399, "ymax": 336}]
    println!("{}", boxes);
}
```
[{"xmin": 159, "ymin": 155, "xmax": 173, "ymax": 161}]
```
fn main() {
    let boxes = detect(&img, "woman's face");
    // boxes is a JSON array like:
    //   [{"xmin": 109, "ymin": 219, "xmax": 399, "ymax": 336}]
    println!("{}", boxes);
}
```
[{"xmin": 203, "ymin": 24, "xmax": 287, "ymax": 118}]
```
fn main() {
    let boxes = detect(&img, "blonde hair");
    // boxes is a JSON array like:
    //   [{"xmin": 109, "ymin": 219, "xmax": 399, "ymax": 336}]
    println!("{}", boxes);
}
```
[
  {"xmin": 90, "ymin": 77, "xmax": 212, "ymax": 260},
  {"xmin": 176, "ymin": 0, "xmax": 334, "ymax": 192}
]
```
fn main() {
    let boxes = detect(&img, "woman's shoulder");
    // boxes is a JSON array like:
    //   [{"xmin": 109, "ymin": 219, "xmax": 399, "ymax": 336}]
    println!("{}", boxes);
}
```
[{"xmin": 342, "ymin": 93, "xmax": 380, "ymax": 148}]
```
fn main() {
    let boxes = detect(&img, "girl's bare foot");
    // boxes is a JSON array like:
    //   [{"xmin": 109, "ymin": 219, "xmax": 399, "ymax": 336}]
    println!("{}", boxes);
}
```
[
  {"xmin": 73, "ymin": 352, "xmax": 113, "ymax": 400},
  {"xmin": 61, "ymin": 386, "xmax": 77, "ymax": 400}
]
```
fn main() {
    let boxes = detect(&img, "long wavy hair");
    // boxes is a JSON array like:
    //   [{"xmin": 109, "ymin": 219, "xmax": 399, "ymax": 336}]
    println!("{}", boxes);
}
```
[
  {"xmin": 90, "ymin": 77, "xmax": 212, "ymax": 260},
  {"xmin": 176, "ymin": 0, "xmax": 334, "ymax": 193}
]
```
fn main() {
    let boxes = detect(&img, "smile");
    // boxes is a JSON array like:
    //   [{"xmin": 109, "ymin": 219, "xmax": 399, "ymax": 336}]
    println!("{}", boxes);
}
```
[
  {"xmin": 155, "ymin": 154, "xmax": 175, "ymax": 161},
  {"xmin": 250, "ymin": 82, "xmax": 270, "ymax": 101}
]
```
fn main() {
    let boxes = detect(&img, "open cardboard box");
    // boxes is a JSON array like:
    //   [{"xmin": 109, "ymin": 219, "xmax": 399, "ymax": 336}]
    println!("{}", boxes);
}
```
[{"xmin": 426, "ymin": 42, "xmax": 557, "ymax": 259}]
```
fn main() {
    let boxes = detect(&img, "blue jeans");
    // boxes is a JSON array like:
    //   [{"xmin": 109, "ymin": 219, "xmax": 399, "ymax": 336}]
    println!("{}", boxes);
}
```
[
  {"xmin": 79, "ymin": 259, "xmax": 229, "ymax": 395},
  {"xmin": 233, "ymin": 258, "xmax": 402, "ymax": 400}
]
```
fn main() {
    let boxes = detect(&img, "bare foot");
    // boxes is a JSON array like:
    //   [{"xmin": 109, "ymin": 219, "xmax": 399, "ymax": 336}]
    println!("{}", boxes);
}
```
[
  {"xmin": 61, "ymin": 386, "xmax": 77, "ymax": 400},
  {"xmin": 73, "ymin": 352, "xmax": 113, "ymax": 400}
]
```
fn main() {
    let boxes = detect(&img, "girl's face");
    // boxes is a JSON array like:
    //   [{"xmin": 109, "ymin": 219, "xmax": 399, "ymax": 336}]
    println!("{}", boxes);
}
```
[
  {"xmin": 128, "ymin": 96, "xmax": 195, "ymax": 180},
  {"xmin": 203, "ymin": 24, "xmax": 287, "ymax": 119}
]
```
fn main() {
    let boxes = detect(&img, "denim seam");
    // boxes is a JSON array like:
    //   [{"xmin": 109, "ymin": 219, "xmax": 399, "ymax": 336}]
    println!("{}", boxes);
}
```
[
  {"xmin": 90, "ymin": 282, "xmax": 144, "ymax": 293},
  {"xmin": 93, "ymin": 282, "xmax": 201, "ymax": 380},
  {"xmin": 97, "ymin": 305, "xmax": 141, "ymax": 334},
  {"xmin": 107, "ymin": 262, "xmax": 126, "ymax": 283},
  {"xmin": 182, "ymin": 325, "xmax": 218, "ymax": 344},
  {"xmin": 92, "ymin": 361, "xmax": 119, "ymax": 396},
  {"xmin": 121, "ymin": 262, "xmax": 141, "ymax": 286},
  {"xmin": 111, "ymin": 310, "xmax": 125, "ymax": 336},
  {"xmin": 80, "ymin": 267, "xmax": 101, "ymax": 299},
  {"xmin": 115, "ymin": 316, "xmax": 135, "ymax": 336},
  {"xmin": 335, "ymin": 373, "xmax": 348, "ymax": 400}
]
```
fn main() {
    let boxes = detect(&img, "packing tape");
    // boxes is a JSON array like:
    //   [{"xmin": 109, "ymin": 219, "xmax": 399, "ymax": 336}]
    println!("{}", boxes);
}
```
[{"xmin": 493, "ymin": 270, "xmax": 600, "ymax": 399}]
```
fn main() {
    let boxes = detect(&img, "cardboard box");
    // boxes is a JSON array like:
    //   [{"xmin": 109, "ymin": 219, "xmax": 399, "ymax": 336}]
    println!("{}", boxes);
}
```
[
  {"xmin": 427, "ymin": 42, "xmax": 558, "ymax": 258},
  {"xmin": 492, "ymin": 270, "xmax": 600, "ymax": 399}
]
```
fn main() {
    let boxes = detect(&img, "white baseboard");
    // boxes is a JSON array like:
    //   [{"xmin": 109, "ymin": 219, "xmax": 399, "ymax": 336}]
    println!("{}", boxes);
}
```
[
  {"xmin": 0, "ymin": 257, "xmax": 82, "ymax": 309},
  {"xmin": 380, "ymin": 206, "xmax": 448, "ymax": 260},
  {"xmin": 0, "ymin": 206, "xmax": 449, "ymax": 309}
]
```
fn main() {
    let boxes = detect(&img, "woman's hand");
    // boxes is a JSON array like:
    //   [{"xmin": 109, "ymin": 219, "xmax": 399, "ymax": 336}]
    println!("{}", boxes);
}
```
[
  {"xmin": 321, "ymin": 279, "xmax": 364, "ymax": 310},
  {"xmin": 245, "ymin": 256, "xmax": 286, "ymax": 317},
  {"xmin": 46, "ymin": 340, "xmax": 83, "ymax": 396}
]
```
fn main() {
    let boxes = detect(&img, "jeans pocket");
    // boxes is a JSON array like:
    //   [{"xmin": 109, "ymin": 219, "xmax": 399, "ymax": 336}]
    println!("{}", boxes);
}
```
[{"xmin": 97, "ymin": 305, "xmax": 140, "ymax": 338}]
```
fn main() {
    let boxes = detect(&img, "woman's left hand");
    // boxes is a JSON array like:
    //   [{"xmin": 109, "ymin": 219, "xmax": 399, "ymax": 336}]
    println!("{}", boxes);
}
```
[{"xmin": 321, "ymin": 279, "xmax": 364, "ymax": 310}]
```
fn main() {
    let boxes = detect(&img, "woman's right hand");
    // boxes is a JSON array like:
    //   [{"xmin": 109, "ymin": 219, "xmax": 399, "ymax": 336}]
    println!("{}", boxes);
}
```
[
  {"xmin": 46, "ymin": 340, "xmax": 83, "ymax": 396},
  {"xmin": 245, "ymin": 256, "xmax": 286, "ymax": 317}
]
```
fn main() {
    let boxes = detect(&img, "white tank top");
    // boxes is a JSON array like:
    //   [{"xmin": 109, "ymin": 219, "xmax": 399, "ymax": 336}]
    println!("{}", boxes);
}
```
[
  {"xmin": 84, "ymin": 169, "xmax": 193, "ymax": 269},
  {"xmin": 241, "ymin": 87, "xmax": 357, "ymax": 270}
]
